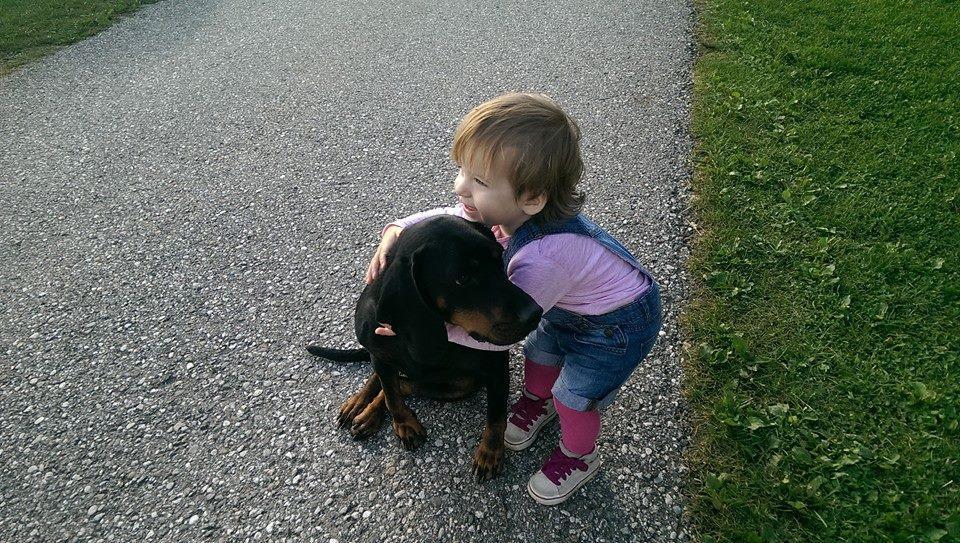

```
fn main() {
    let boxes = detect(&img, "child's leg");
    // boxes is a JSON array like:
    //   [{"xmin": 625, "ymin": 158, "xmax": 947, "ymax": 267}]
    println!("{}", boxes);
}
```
[
  {"xmin": 505, "ymin": 322, "xmax": 564, "ymax": 451},
  {"xmin": 526, "ymin": 368, "xmax": 612, "ymax": 506},
  {"xmin": 504, "ymin": 358, "xmax": 561, "ymax": 451},
  {"xmin": 555, "ymin": 399, "xmax": 600, "ymax": 456},
  {"xmin": 528, "ymin": 287, "xmax": 663, "ymax": 505},
  {"xmin": 524, "ymin": 358, "xmax": 561, "ymax": 399},
  {"xmin": 527, "ymin": 398, "xmax": 603, "ymax": 506}
]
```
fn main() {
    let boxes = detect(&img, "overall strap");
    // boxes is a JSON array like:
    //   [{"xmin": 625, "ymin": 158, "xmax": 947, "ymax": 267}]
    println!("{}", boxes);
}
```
[{"xmin": 503, "ymin": 214, "xmax": 644, "ymax": 271}]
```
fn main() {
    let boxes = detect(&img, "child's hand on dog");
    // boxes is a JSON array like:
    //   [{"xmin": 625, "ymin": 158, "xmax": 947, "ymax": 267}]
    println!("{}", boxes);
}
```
[
  {"xmin": 375, "ymin": 323, "xmax": 396, "ymax": 336},
  {"xmin": 365, "ymin": 225, "xmax": 403, "ymax": 284}
]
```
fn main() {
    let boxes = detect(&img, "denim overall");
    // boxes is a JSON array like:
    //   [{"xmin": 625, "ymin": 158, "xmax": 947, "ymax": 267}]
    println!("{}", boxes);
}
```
[{"xmin": 503, "ymin": 215, "xmax": 663, "ymax": 411}]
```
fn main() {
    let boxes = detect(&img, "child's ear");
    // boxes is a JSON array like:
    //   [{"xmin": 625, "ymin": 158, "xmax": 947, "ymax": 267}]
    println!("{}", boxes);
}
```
[{"xmin": 520, "ymin": 193, "xmax": 547, "ymax": 216}]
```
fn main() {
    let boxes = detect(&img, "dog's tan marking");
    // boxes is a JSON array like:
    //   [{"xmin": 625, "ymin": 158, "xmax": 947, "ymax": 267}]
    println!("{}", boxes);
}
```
[{"xmin": 449, "ymin": 309, "xmax": 497, "ymax": 337}]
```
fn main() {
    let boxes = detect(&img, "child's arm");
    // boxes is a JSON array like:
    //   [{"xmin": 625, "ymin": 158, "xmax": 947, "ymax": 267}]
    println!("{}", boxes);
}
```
[
  {"xmin": 365, "ymin": 225, "xmax": 404, "ymax": 284},
  {"xmin": 505, "ymin": 247, "xmax": 572, "ymax": 314},
  {"xmin": 389, "ymin": 205, "xmax": 468, "ymax": 230},
  {"xmin": 365, "ymin": 204, "xmax": 470, "ymax": 284}
]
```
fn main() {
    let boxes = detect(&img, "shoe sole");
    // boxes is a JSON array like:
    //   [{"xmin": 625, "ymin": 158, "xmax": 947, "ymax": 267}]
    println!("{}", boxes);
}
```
[
  {"xmin": 526, "ymin": 459, "xmax": 602, "ymax": 506},
  {"xmin": 504, "ymin": 410, "xmax": 558, "ymax": 451}
]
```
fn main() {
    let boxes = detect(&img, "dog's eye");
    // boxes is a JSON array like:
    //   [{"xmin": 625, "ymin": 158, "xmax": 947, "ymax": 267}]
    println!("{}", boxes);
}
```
[{"xmin": 454, "ymin": 275, "xmax": 469, "ymax": 286}]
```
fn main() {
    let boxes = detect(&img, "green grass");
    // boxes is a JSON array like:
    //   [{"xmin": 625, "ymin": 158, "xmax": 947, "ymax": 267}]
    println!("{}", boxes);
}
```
[
  {"xmin": 0, "ymin": 0, "xmax": 158, "ymax": 75},
  {"xmin": 688, "ymin": 0, "xmax": 959, "ymax": 541}
]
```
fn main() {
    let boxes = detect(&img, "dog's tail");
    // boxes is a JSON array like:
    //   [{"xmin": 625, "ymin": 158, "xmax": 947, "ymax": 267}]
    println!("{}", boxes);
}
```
[{"xmin": 306, "ymin": 345, "xmax": 371, "ymax": 362}]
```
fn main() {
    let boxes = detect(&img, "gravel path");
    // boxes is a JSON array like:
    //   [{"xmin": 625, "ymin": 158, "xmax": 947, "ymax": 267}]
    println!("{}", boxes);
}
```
[{"xmin": 0, "ymin": 0, "xmax": 694, "ymax": 541}]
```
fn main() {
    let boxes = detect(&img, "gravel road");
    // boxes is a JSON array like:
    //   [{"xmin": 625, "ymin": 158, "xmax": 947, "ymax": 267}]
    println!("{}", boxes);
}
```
[{"xmin": 0, "ymin": 0, "xmax": 694, "ymax": 541}]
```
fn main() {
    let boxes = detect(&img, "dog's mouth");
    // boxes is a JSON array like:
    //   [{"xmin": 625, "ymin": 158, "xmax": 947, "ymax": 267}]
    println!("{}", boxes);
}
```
[
  {"xmin": 467, "ymin": 331, "xmax": 513, "ymax": 346},
  {"xmin": 468, "ymin": 331, "xmax": 491, "ymax": 343},
  {"xmin": 452, "ymin": 309, "xmax": 537, "ymax": 346},
  {"xmin": 467, "ymin": 322, "xmax": 534, "ymax": 346}
]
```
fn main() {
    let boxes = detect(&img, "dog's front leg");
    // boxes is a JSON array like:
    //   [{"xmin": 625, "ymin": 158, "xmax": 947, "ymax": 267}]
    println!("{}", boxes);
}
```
[
  {"xmin": 374, "ymin": 360, "xmax": 427, "ymax": 450},
  {"xmin": 472, "ymin": 354, "xmax": 509, "ymax": 482}
]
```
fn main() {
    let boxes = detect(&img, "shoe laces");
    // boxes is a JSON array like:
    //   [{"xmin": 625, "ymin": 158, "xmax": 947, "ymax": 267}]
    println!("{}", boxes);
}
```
[
  {"xmin": 508, "ymin": 392, "xmax": 547, "ymax": 431},
  {"xmin": 542, "ymin": 447, "xmax": 589, "ymax": 486}
]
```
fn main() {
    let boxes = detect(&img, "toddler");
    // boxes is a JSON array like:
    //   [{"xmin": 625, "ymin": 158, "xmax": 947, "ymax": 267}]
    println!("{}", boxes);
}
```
[{"xmin": 366, "ymin": 93, "xmax": 662, "ymax": 505}]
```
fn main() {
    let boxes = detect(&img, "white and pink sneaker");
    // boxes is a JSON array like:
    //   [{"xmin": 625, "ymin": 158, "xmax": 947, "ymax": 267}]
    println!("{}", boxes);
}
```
[
  {"xmin": 504, "ymin": 389, "xmax": 557, "ymax": 451},
  {"xmin": 527, "ymin": 443, "xmax": 601, "ymax": 505}
]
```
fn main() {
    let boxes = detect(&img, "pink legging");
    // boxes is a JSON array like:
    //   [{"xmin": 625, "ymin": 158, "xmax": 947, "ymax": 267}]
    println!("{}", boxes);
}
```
[{"xmin": 524, "ymin": 358, "xmax": 600, "ymax": 456}]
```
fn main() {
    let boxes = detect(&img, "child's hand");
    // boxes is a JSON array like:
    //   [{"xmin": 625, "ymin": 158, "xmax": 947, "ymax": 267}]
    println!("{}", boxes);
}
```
[
  {"xmin": 375, "ymin": 323, "xmax": 396, "ymax": 336},
  {"xmin": 365, "ymin": 225, "xmax": 403, "ymax": 284}
]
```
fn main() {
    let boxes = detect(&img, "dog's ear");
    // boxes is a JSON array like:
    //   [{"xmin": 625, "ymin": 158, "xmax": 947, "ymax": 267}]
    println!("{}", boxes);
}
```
[{"xmin": 375, "ymin": 246, "xmax": 447, "ymax": 363}]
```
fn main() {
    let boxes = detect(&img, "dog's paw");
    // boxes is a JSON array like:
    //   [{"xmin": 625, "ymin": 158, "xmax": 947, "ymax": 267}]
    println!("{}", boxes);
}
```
[
  {"xmin": 392, "ymin": 417, "xmax": 427, "ymax": 450},
  {"xmin": 337, "ymin": 396, "xmax": 367, "ymax": 429},
  {"xmin": 349, "ymin": 405, "xmax": 385, "ymax": 439},
  {"xmin": 471, "ymin": 442, "xmax": 505, "ymax": 483}
]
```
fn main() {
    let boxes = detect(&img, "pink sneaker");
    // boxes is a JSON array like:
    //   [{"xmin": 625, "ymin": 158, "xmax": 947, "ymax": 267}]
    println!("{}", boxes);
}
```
[{"xmin": 504, "ymin": 389, "xmax": 557, "ymax": 451}]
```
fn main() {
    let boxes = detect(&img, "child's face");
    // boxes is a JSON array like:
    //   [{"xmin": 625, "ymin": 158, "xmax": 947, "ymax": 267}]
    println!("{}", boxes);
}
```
[{"xmin": 453, "ymin": 152, "xmax": 543, "ymax": 234}]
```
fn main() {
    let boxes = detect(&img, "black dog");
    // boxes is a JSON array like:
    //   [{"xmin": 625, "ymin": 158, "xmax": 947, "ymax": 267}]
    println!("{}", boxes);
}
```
[{"xmin": 307, "ymin": 215, "xmax": 542, "ymax": 481}]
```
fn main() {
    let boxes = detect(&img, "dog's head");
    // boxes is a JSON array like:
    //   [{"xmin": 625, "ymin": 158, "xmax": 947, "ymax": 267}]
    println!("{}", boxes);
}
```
[{"xmin": 377, "ymin": 215, "xmax": 542, "ymax": 348}]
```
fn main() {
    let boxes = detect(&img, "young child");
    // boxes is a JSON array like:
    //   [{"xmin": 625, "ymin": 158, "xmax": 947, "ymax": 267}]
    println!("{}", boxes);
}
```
[{"xmin": 366, "ymin": 93, "xmax": 662, "ymax": 505}]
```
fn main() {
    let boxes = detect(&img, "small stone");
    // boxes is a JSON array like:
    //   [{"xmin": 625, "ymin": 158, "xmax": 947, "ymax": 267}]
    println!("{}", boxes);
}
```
[{"xmin": 188, "ymin": 515, "xmax": 199, "ymax": 525}]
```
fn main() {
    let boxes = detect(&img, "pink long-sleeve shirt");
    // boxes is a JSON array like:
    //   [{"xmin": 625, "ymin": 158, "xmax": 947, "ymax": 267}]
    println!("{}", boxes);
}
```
[{"xmin": 391, "ymin": 204, "xmax": 651, "ymax": 351}]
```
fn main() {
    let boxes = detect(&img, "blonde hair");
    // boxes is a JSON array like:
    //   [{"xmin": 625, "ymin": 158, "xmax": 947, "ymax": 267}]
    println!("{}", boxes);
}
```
[{"xmin": 451, "ymin": 93, "xmax": 585, "ymax": 222}]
